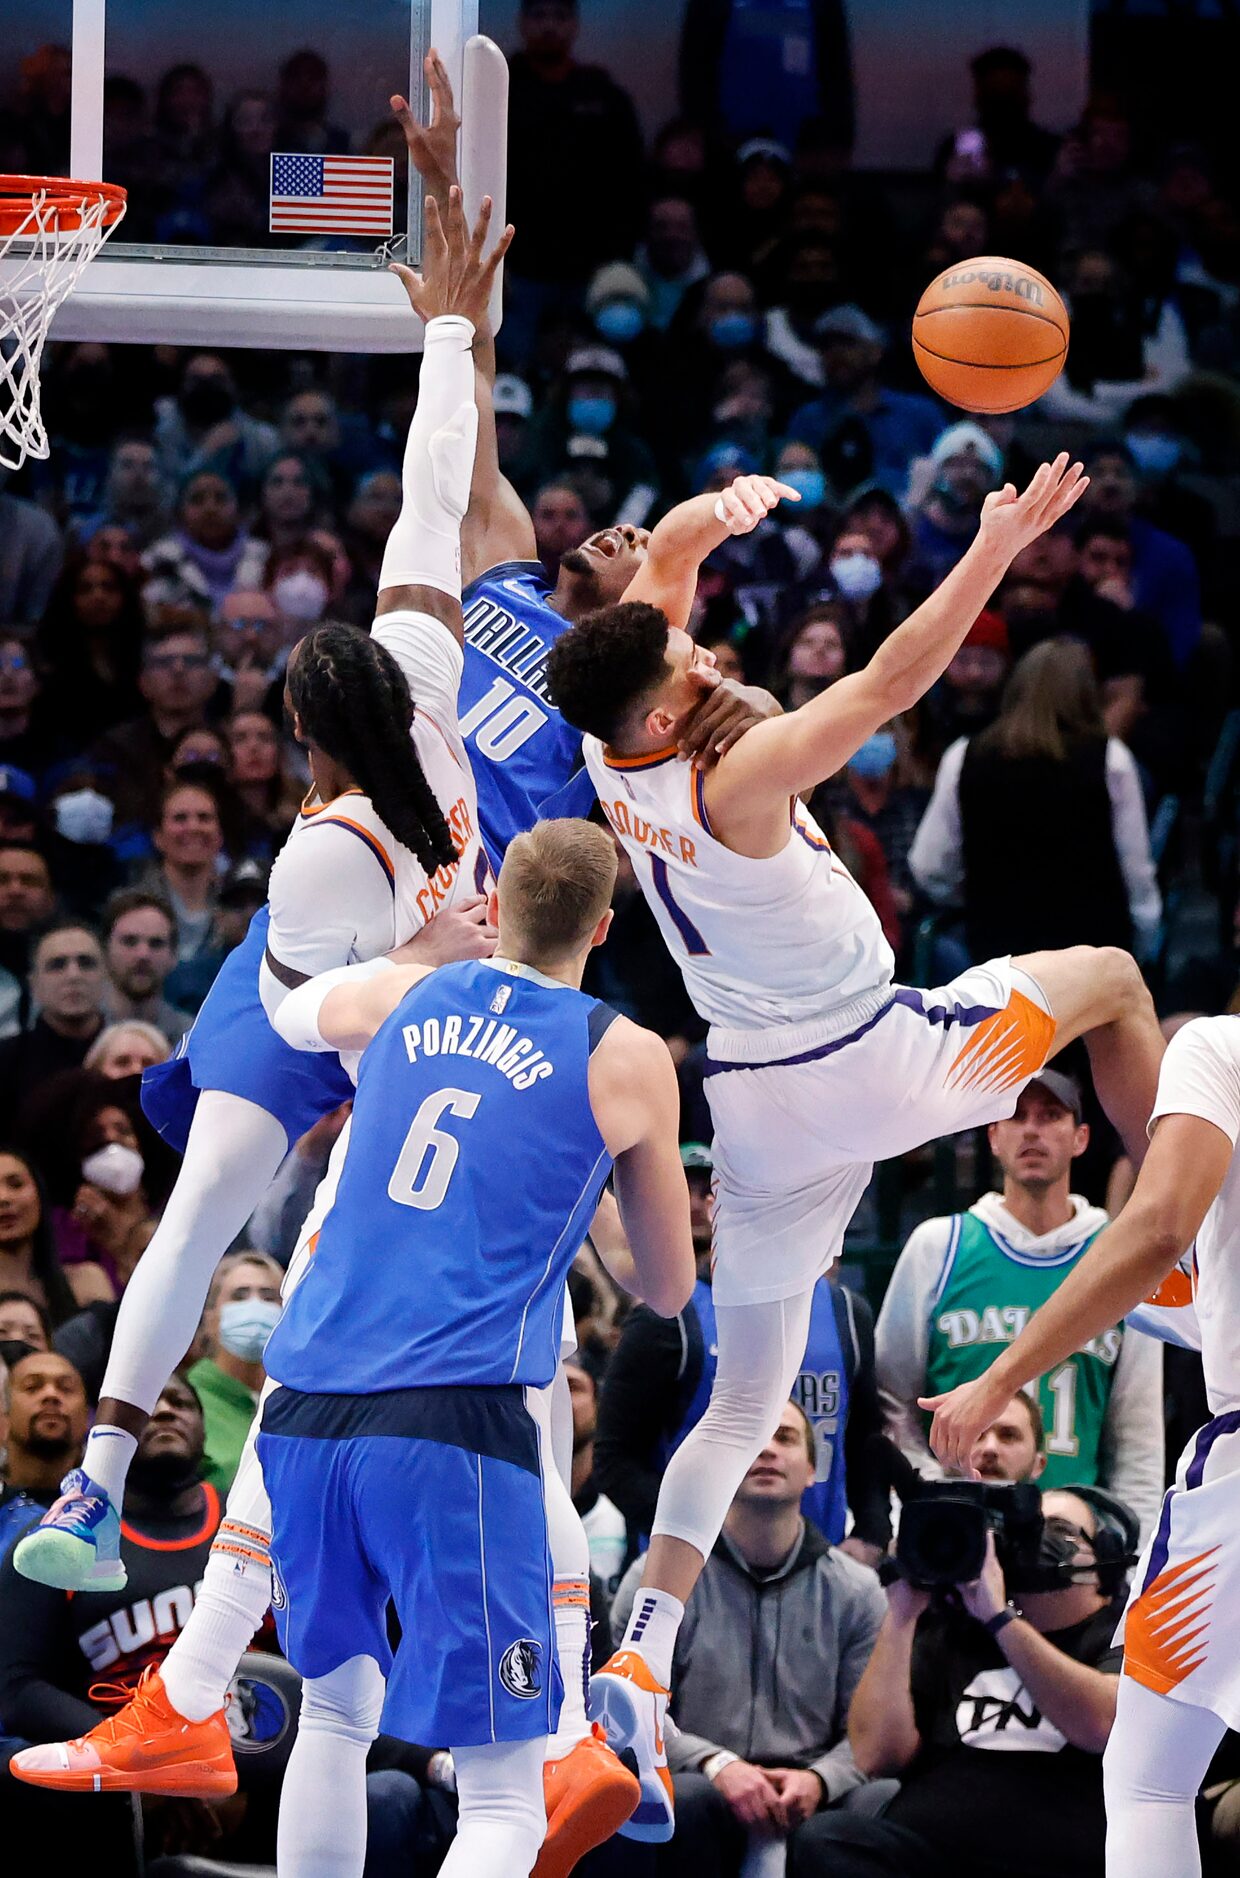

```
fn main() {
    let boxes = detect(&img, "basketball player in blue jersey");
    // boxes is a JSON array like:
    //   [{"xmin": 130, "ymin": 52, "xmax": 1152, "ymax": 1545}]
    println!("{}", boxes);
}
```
[
  {"xmin": 252, "ymin": 818, "xmax": 694, "ymax": 1878},
  {"xmin": 393, "ymin": 56, "xmax": 785, "ymax": 868}
]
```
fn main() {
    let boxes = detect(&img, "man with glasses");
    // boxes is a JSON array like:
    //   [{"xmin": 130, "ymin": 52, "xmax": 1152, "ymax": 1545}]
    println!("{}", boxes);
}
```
[
  {"xmin": 0, "ymin": 923, "xmax": 106, "ymax": 1135},
  {"xmin": 90, "ymin": 624, "xmax": 218, "ymax": 825}
]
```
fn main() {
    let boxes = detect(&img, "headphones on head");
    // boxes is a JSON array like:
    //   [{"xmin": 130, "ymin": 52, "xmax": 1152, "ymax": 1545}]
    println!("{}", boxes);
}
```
[{"xmin": 1055, "ymin": 1483, "xmax": 1141, "ymax": 1599}]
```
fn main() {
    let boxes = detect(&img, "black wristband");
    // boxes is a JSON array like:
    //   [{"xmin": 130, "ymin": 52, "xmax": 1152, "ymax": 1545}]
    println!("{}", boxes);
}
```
[{"xmin": 985, "ymin": 1606, "xmax": 1019, "ymax": 1638}]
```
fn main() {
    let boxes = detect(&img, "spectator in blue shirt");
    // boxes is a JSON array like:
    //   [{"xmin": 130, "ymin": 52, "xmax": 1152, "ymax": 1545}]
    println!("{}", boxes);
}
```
[
  {"xmin": 1079, "ymin": 440, "xmax": 1201, "ymax": 667},
  {"xmin": 788, "ymin": 305, "xmax": 943, "ymax": 500},
  {"xmin": 907, "ymin": 421, "xmax": 1005, "ymax": 593}
]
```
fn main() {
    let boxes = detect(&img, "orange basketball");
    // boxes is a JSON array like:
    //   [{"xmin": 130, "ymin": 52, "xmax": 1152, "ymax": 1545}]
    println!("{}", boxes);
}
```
[{"xmin": 912, "ymin": 256, "xmax": 1069, "ymax": 414}]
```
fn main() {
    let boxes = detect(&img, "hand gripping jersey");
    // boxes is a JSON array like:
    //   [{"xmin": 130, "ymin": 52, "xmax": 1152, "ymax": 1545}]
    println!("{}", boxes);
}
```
[
  {"xmin": 582, "ymin": 737, "xmax": 895, "ymax": 1034},
  {"xmin": 460, "ymin": 561, "xmax": 596, "ymax": 867},
  {"xmin": 265, "ymin": 959, "xmax": 618, "ymax": 1396}
]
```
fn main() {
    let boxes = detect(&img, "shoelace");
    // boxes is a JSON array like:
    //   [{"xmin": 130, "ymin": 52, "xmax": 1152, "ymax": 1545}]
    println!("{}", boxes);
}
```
[{"xmin": 83, "ymin": 1668, "xmax": 162, "ymax": 1747}]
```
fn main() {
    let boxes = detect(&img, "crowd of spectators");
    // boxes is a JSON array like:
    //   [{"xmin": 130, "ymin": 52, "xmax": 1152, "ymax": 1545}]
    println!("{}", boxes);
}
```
[{"xmin": 1, "ymin": 1, "xmax": 1240, "ymax": 1872}]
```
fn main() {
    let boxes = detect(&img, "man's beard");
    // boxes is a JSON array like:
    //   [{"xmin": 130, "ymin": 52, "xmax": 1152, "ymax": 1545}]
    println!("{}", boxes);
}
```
[
  {"xmin": 128, "ymin": 1448, "xmax": 204, "ymax": 1498},
  {"xmin": 559, "ymin": 548, "xmax": 604, "ymax": 601},
  {"xmin": 23, "ymin": 1429, "xmax": 77, "ymax": 1463}
]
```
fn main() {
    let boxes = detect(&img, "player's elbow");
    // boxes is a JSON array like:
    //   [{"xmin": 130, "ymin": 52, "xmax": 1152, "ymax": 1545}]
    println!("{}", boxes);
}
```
[{"xmin": 637, "ymin": 1245, "xmax": 695, "ymax": 1318}]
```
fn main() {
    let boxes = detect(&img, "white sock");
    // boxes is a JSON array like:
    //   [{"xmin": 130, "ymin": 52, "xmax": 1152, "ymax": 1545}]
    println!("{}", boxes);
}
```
[
  {"xmin": 81, "ymin": 1426, "xmax": 137, "ymax": 1504},
  {"xmin": 378, "ymin": 314, "xmax": 477, "ymax": 601},
  {"xmin": 546, "ymin": 1579, "xmax": 591, "ymax": 1760},
  {"xmin": 619, "ymin": 1588, "xmax": 684, "ymax": 1689},
  {"xmin": 160, "ymin": 1523, "xmax": 272, "ymax": 1721}
]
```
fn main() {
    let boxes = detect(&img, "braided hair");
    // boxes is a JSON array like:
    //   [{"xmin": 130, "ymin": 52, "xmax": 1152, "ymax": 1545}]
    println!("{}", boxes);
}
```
[{"xmin": 289, "ymin": 625, "xmax": 457, "ymax": 877}]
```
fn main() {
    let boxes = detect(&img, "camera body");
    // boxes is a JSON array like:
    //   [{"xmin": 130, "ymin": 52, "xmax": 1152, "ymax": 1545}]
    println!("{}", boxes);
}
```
[{"xmin": 894, "ymin": 1479, "xmax": 1044, "ymax": 1592}]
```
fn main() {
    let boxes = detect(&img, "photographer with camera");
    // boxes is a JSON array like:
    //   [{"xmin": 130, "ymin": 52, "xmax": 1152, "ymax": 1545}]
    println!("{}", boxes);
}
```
[{"xmin": 788, "ymin": 1409, "xmax": 1137, "ymax": 1878}]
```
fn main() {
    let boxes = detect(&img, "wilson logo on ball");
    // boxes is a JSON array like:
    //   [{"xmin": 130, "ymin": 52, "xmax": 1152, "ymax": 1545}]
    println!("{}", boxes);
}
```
[{"xmin": 940, "ymin": 268, "xmax": 1045, "ymax": 304}]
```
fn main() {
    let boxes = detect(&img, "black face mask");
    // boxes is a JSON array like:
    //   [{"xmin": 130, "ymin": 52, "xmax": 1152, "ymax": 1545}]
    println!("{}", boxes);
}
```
[
  {"xmin": 1010, "ymin": 1517, "xmax": 1098, "ymax": 1593},
  {"xmin": 0, "ymin": 1338, "xmax": 36, "ymax": 1371},
  {"xmin": 180, "ymin": 378, "xmax": 235, "ymax": 428}
]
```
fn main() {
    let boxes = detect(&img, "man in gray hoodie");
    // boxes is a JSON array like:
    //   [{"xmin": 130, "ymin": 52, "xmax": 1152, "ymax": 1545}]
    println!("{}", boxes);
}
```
[
  {"xmin": 611, "ymin": 1400, "xmax": 886, "ymax": 1875},
  {"xmin": 875, "ymin": 1069, "xmax": 1163, "ymax": 1537}
]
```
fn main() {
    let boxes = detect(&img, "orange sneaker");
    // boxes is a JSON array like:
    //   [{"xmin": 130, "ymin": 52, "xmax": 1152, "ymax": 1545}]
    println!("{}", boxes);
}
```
[
  {"xmin": 9, "ymin": 1666, "xmax": 238, "ymax": 1799},
  {"xmin": 534, "ymin": 1724, "xmax": 640, "ymax": 1878},
  {"xmin": 588, "ymin": 1650, "xmax": 674, "ymax": 1843}
]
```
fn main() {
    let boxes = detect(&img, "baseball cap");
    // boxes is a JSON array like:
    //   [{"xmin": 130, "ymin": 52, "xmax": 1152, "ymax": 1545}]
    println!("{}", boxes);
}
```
[
  {"xmin": 492, "ymin": 374, "xmax": 533, "ymax": 421},
  {"xmin": 219, "ymin": 858, "xmax": 269, "ymax": 907},
  {"xmin": 963, "ymin": 608, "xmax": 1009, "ymax": 655},
  {"xmin": 565, "ymin": 345, "xmax": 627, "ymax": 383},
  {"xmin": 813, "ymin": 303, "xmax": 884, "ymax": 347},
  {"xmin": 0, "ymin": 765, "xmax": 36, "ymax": 804},
  {"xmin": 737, "ymin": 137, "xmax": 792, "ymax": 168},
  {"xmin": 1026, "ymin": 1069, "xmax": 1083, "ymax": 1120},
  {"xmin": 586, "ymin": 261, "xmax": 651, "ymax": 315},
  {"xmin": 930, "ymin": 421, "xmax": 1004, "ymax": 481},
  {"xmin": 680, "ymin": 1142, "xmax": 714, "ymax": 1171}
]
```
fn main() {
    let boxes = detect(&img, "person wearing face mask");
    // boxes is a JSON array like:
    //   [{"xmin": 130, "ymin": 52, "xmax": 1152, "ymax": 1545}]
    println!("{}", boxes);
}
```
[
  {"xmin": 907, "ymin": 424, "xmax": 1006, "ymax": 595},
  {"xmin": 264, "ymin": 540, "xmax": 335, "ymax": 631},
  {"xmin": 520, "ymin": 345, "xmax": 662, "ymax": 529},
  {"xmin": 811, "ymin": 1484, "xmax": 1135, "ymax": 1878},
  {"xmin": 585, "ymin": 261, "xmax": 653, "ymax": 351},
  {"xmin": 153, "ymin": 351, "xmax": 279, "ymax": 491},
  {"xmin": 817, "ymin": 722, "xmax": 928, "ymax": 927},
  {"xmin": 187, "ymin": 1252, "xmax": 283, "ymax": 1494}
]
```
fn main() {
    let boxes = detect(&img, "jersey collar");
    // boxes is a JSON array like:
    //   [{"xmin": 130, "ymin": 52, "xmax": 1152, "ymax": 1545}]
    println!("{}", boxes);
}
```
[{"xmin": 485, "ymin": 956, "xmax": 571, "ymax": 993}]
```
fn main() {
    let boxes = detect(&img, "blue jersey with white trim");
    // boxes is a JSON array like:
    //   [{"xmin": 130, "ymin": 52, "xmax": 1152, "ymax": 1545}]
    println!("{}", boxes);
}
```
[
  {"xmin": 460, "ymin": 561, "xmax": 595, "ymax": 866},
  {"xmin": 265, "ymin": 959, "xmax": 616, "ymax": 1395}
]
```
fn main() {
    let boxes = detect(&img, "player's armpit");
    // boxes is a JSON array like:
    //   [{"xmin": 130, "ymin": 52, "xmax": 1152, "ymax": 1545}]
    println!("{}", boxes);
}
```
[{"xmin": 589, "ymin": 1021, "xmax": 695, "ymax": 1317}]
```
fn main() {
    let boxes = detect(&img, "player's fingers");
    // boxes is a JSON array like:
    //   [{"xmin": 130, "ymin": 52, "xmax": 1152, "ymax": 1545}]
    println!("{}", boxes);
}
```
[
  {"xmin": 422, "ymin": 194, "xmax": 448, "ymax": 262},
  {"xmin": 467, "ymin": 194, "xmax": 493, "ymax": 266},
  {"xmin": 391, "ymin": 93, "xmax": 414, "ymax": 127},
  {"xmin": 765, "ymin": 478, "xmax": 802, "ymax": 501},
  {"xmin": 480, "ymin": 223, "xmax": 515, "ymax": 290},
  {"xmin": 427, "ymin": 49, "xmax": 458, "ymax": 118},
  {"xmin": 387, "ymin": 262, "xmax": 426, "ymax": 303}
]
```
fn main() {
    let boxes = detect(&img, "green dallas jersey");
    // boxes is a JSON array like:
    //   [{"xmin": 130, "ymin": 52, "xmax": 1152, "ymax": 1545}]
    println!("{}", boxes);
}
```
[{"xmin": 922, "ymin": 1211, "xmax": 1119, "ymax": 1488}]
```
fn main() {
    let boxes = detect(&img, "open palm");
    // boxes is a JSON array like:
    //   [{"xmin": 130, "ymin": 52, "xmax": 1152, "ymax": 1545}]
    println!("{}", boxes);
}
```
[{"xmin": 977, "ymin": 452, "xmax": 1088, "ymax": 560}]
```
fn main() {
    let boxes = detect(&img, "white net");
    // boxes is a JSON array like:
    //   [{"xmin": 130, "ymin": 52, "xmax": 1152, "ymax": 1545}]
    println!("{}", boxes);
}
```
[{"xmin": 0, "ymin": 181, "xmax": 127, "ymax": 471}]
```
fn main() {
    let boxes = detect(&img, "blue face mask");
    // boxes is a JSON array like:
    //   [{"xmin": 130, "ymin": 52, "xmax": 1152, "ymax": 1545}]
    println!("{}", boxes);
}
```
[
  {"xmin": 830, "ymin": 550, "xmax": 884, "ymax": 601},
  {"xmin": 218, "ymin": 1297, "xmax": 282, "ymax": 1364},
  {"xmin": 594, "ymin": 300, "xmax": 645, "ymax": 344},
  {"xmin": 781, "ymin": 466, "xmax": 826, "ymax": 509},
  {"xmin": 569, "ymin": 395, "xmax": 617, "ymax": 436},
  {"xmin": 1125, "ymin": 431, "xmax": 1181, "ymax": 477},
  {"xmin": 709, "ymin": 311, "xmax": 758, "ymax": 350},
  {"xmin": 848, "ymin": 731, "xmax": 898, "ymax": 780}
]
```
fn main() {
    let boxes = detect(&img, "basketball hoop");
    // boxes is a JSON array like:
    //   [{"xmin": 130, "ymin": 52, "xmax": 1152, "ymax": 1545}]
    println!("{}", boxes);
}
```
[{"xmin": 0, "ymin": 176, "xmax": 127, "ymax": 470}]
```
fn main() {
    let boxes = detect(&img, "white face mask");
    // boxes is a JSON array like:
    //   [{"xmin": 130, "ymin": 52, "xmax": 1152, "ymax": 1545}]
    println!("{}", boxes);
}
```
[
  {"xmin": 81, "ymin": 1142, "xmax": 145, "ymax": 1196},
  {"xmin": 273, "ymin": 570, "xmax": 329, "ymax": 622},
  {"xmin": 54, "ymin": 787, "xmax": 114, "ymax": 845},
  {"xmin": 829, "ymin": 551, "xmax": 884, "ymax": 601}
]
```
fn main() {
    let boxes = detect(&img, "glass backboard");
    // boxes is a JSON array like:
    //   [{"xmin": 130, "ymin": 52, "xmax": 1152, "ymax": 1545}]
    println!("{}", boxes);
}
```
[{"xmin": 0, "ymin": 0, "xmax": 506, "ymax": 349}]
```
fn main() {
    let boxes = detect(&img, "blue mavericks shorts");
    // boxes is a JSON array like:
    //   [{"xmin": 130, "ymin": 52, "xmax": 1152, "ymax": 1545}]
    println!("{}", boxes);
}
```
[
  {"xmin": 257, "ymin": 1384, "xmax": 561, "ymax": 1749},
  {"xmin": 141, "ymin": 907, "xmax": 354, "ymax": 1154}
]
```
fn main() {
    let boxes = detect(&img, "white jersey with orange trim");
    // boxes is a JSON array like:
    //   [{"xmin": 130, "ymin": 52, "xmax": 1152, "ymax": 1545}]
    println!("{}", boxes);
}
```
[
  {"xmin": 582, "ymin": 736, "xmax": 894, "ymax": 1036},
  {"xmin": 1120, "ymin": 1017, "xmax": 1240, "ymax": 1724},
  {"xmin": 262, "ymin": 614, "xmax": 487, "ymax": 990}
]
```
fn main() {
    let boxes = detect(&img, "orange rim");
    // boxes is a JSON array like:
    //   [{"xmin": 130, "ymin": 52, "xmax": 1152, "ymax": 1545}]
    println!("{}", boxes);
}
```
[{"xmin": 0, "ymin": 174, "xmax": 127, "ymax": 237}]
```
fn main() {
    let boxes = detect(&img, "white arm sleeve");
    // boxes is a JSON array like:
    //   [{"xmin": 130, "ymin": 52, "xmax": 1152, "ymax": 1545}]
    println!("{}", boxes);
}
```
[
  {"xmin": 909, "ymin": 738, "xmax": 966, "ymax": 905},
  {"xmin": 272, "ymin": 957, "xmax": 395, "ymax": 1053},
  {"xmin": 1149, "ymin": 1017, "xmax": 1240, "ymax": 1145},
  {"xmin": 874, "ymin": 1217, "xmax": 955, "ymax": 1477},
  {"xmin": 1101, "ymin": 1329, "xmax": 1165, "ymax": 1543},
  {"xmin": 1105, "ymin": 739, "xmax": 1162, "ymax": 950}
]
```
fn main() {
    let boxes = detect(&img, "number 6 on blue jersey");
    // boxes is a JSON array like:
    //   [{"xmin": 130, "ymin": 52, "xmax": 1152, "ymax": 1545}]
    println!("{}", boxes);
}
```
[{"xmin": 387, "ymin": 1087, "xmax": 482, "ymax": 1212}]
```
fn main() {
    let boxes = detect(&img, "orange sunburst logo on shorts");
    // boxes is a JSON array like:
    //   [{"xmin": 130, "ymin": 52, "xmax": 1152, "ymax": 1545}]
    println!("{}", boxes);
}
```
[
  {"xmin": 946, "ymin": 990, "xmax": 1057, "ymax": 1096},
  {"xmin": 1124, "ymin": 1548, "xmax": 1219, "ymax": 1694}
]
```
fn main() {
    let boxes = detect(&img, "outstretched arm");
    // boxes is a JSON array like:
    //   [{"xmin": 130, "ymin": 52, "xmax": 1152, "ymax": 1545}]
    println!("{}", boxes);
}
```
[
  {"xmin": 706, "ymin": 457, "xmax": 1088, "ymax": 815},
  {"xmin": 393, "ymin": 57, "xmax": 535, "ymax": 583},
  {"xmin": 922, "ymin": 1108, "xmax": 1230, "ymax": 1475},
  {"xmin": 272, "ymin": 958, "xmax": 434, "ymax": 1057},
  {"xmin": 623, "ymin": 478, "xmax": 799, "ymax": 632}
]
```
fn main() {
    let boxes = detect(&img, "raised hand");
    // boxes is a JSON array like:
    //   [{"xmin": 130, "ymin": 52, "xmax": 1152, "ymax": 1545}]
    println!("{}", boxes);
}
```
[
  {"xmin": 918, "ymin": 1368, "xmax": 1012, "ymax": 1478},
  {"xmin": 389, "ymin": 187, "xmax": 514, "ymax": 329},
  {"xmin": 976, "ymin": 452, "xmax": 1088, "ymax": 562},
  {"xmin": 715, "ymin": 473, "xmax": 801, "ymax": 537},
  {"xmin": 391, "ymin": 50, "xmax": 460, "ymax": 201}
]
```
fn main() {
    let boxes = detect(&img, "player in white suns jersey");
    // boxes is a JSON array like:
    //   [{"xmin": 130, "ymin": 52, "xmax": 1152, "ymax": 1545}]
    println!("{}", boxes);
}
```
[
  {"xmin": 548, "ymin": 456, "xmax": 1168, "ymax": 1841},
  {"xmin": 924, "ymin": 1016, "xmax": 1240, "ymax": 1878}
]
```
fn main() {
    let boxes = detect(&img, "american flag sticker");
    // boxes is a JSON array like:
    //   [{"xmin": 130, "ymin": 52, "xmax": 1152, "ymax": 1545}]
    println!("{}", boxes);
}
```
[{"xmin": 269, "ymin": 153, "xmax": 394, "ymax": 237}]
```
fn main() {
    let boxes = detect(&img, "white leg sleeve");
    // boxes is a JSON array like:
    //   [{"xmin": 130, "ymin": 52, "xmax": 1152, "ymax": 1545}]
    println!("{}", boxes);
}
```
[
  {"xmin": 648, "ymin": 1289, "xmax": 816, "ymax": 1557},
  {"xmin": 84, "ymin": 1091, "xmax": 288, "ymax": 1505},
  {"xmin": 1103, "ymin": 1673, "xmax": 1226, "ymax": 1878},
  {"xmin": 528, "ymin": 1377, "xmax": 592, "ymax": 1759},
  {"xmin": 160, "ymin": 1390, "xmax": 275, "ymax": 1721},
  {"xmin": 378, "ymin": 314, "xmax": 478, "ymax": 600},
  {"xmin": 277, "ymin": 1654, "xmax": 385, "ymax": 1878},
  {"xmin": 441, "ymin": 1737, "xmax": 547, "ymax": 1878}
]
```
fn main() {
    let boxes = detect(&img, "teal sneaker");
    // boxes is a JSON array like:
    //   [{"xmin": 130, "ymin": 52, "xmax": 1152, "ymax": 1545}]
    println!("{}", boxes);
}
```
[{"xmin": 13, "ymin": 1470, "xmax": 127, "ymax": 1591}]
